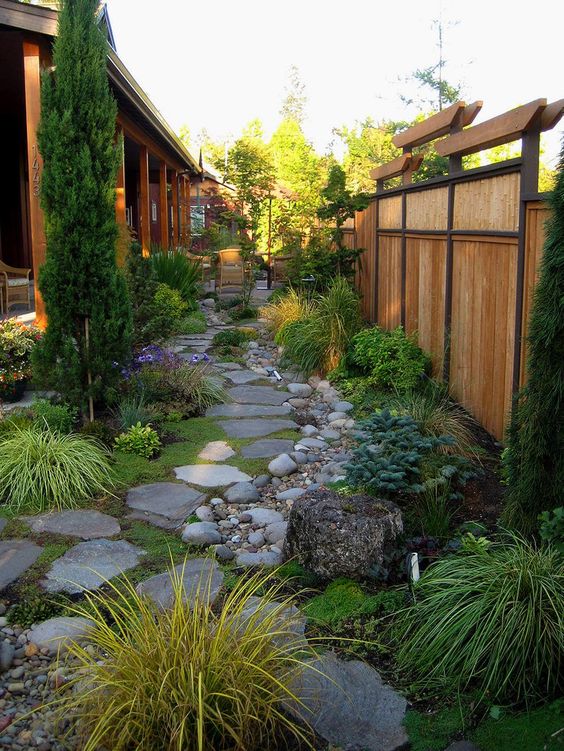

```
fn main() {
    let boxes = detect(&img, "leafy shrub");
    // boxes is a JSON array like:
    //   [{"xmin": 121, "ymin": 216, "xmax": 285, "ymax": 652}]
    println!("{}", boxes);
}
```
[
  {"xmin": 32, "ymin": 398, "xmax": 77, "ymax": 434},
  {"xmin": 150, "ymin": 248, "xmax": 201, "ymax": 308},
  {"xmin": 538, "ymin": 507, "xmax": 564, "ymax": 555},
  {"xmin": 125, "ymin": 241, "xmax": 161, "ymax": 346},
  {"xmin": 396, "ymin": 534, "xmax": 564, "ymax": 705},
  {"xmin": 8, "ymin": 594, "xmax": 66, "ymax": 628},
  {"xmin": 0, "ymin": 426, "xmax": 114, "ymax": 513},
  {"xmin": 154, "ymin": 282, "xmax": 187, "ymax": 325},
  {"xmin": 114, "ymin": 423, "xmax": 161, "ymax": 458},
  {"xmin": 112, "ymin": 395, "xmax": 158, "ymax": 431},
  {"xmin": 178, "ymin": 312, "xmax": 207, "ymax": 335},
  {"xmin": 277, "ymin": 276, "xmax": 362, "ymax": 375},
  {"xmin": 79, "ymin": 419, "xmax": 115, "ymax": 448},
  {"xmin": 260, "ymin": 288, "xmax": 315, "ymax": 334},
  {"xmin": 388, "ymin": 385, "xmax": 478, "ymax": 458},
  {"xmin": 212, "ymin": 329, "xmax": 252, "ymax": 348},
  {"xmin": 61, "ymin": 565, "xmax": 318, "ymax": 751},
  {"xmin": 0, "ymin": 412, "xmax": 34, "ymax": 437},
  {"xmin": 344, "ymin": 410, "xmax": 476, "ymax": 500},
  {"xmin": 347, "ymin": 326, "xmax": 431, "ymax": 391},
  {"xmin": 229, "ymin": 304, "xmax": 257, "ymax": 321}
]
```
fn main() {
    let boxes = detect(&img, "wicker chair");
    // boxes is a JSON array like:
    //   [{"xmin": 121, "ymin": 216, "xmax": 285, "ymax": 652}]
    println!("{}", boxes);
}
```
[
  {"xmin": 0, "ymin": 261, "xmax": 31, "ymax": 313},
  {"xmin": 186, "ymin": 251, "xmax": 212, "ymax": 285},
  {"xmin": 217, "ymin": 248, "xmax": 249, "ymax": 292}
]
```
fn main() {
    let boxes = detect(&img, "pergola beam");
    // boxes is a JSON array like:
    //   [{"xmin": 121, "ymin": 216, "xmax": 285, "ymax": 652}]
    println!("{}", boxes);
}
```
[
  {"xmin": 392, "ymin": 100, "xmax": 482, "ymax": 149},
  {"xmin": 370, "ymin": 153, "xmax": 414, "ymax": 182},
  {"xmin": 435, "ymin": 99, "xmax": 548, "ymax": 158}
]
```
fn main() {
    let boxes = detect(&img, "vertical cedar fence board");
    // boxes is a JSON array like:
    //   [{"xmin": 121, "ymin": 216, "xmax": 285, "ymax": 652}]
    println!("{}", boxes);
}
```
[{"xmin": 353, "ymin": 167, "xmax": 550, "ymax": 441}]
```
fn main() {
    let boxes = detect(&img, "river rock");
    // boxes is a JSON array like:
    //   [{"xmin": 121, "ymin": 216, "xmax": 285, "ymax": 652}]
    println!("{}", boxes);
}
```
[
  {"xmin": 224, "ymin": 482, "xmax": 260, "ymax": 504},
  {"xmin": 181, "ymin": 522, "xmax": 221, "ymax": 545},
  {"xmin": 268, "ymin": 453, "xmax": 298, "ymax": 477},
  {"xmin": 287, "ymin": 383, "xmax": 313, "ymax": 398},
  {"xmin": 28, "ymin": 617, "xmax": 95, "ymax": 655}
]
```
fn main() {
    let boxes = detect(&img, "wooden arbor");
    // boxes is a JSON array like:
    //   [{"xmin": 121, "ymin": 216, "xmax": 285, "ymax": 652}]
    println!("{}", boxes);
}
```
[{"xmin": 356, "ymin": 97, "xmax": 564, "ymax": 439}]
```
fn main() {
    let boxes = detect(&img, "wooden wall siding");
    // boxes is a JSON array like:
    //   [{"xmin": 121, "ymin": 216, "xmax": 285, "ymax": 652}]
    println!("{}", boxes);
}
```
[
  {"xmin": 449, "ymin": 238, "xmax": 518, "ymax": 439},
  {"xmin": 405, "ymin": 237, "xmax": 447, "ymax": 376},
  {"xmin": 355, "ymin": 201, "xmax": 377, "ymax": 320},
  {"xmin": 378, "ymin": 195, "xmax": 402, "ymax": 229},
  {"xmin": 406, "ymin": 187, "xmax": 449, "ymax": 230},
  {"xmin": 520, "ymin": 201, "xmax": 549, "ymax": 385},
  {"xmin": 377, "ymin": 234, "xmax": 402, "ymax": 329},
  {"xmin": 453, "ymin": 173, "xmax": 520, "ymax": 232}
]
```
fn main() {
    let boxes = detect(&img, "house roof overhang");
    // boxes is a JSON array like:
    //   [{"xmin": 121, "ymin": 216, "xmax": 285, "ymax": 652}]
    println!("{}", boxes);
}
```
[{"xmin": 0, "ymin": 0, "xmax": 200, "ymax": 175}]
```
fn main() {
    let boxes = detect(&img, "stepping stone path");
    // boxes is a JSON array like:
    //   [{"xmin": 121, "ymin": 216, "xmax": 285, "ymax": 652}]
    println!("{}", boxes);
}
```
[
  {"xmin": 198, "ymin": 440, "xmax": 235, "ymax": 461},
  {"xmin": 224, "ymin": 369, "xmax": 265, "ymax": 385},
  {"xmin": 241, "ymin": 438, "xmax": 295, "ymax": 458},
  {"xmin": 136, "ymin": 558, "xmax": 223, "ymax": 610},
  {"xmin": 289, "ymin": 652, "xmax": 408, "ymax": 751},
  {"xmin": 0, "ymin": 540, "xmax": 42, "ymax": 590},
  {"xmin": 174, "ymin": 464, "xmax": 251, "ymax": 487},
  {"xmin": 228, "ymin": 385, "xmax": 290, "ymax": 406},
  {"xmin": 21, "ymin": 510, "xmax": 120, "ymax": 540},
  {"xmin": 218, "ymin": 418, "xmax": 298, "ymax": 439},
  {"xmin": 42, "ymin": 539, "xmax": 145, "ymax": 594},
  {"xmin": 126, "ymin": 482, "xmax": 205, "ymax": 529},
  {"xmin": 206, "ymin": 403, "xmax": 292, "ymax": 417}
]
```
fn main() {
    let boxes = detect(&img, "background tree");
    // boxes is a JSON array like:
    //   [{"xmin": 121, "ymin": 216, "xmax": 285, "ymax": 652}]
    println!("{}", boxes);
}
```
[
  {"xmin": 503, "ymin": 138, "xmax": 564, "ymax": 534},
  {"xmin": 34, "ymin": 0, "xmax": 132, "ymax": 417},
  {"xmin": 280, "ymin": 64, "xmax": 307, "ymax": 126}
]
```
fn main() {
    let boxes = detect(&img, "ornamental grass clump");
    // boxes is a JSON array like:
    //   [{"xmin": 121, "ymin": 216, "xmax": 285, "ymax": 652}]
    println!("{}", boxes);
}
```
[
  {"xmin": 260, "ymin": 288, "xmax": 315, "ymax": 335},
  {"xmin": 277, "ymin": 276, "xmax": 362, "ymax": 375},
  {"xmin": 0, "ymin": 426, "xmax": 114, "ymax": 513},
  {"xmin": 396, "ymin": 534, "xmax": 564, "ymax": 706},
  {"xmin": 60, "ymin": 565, "xmax": 318, "ymax": 751}
]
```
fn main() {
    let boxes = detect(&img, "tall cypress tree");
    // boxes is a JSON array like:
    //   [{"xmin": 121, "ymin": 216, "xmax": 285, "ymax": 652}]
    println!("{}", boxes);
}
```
[
  {"xmin": 34, "ymin": 0, "xmax": 131, "ymax": 417},
  {"xmin": 503, "ymin": 139, "xmax": 564, "ymax": 533}
]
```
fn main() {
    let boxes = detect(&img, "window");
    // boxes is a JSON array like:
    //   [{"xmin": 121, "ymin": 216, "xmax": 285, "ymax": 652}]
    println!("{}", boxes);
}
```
[{"xmin": 191, "ymin": 206, "xmax": 205, "ymax": 236}]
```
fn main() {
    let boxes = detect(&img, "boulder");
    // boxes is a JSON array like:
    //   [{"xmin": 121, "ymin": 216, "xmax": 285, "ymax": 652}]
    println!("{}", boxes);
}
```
[
  {"xmin": 181, "ymin": 522, "xmax": 221, "ymax": 546},
  {"xmin": 224, "ymin": 482, "xmax": 260, "ymax": 504},
  {"xmin": 28, "ymin": 617, "xmax": 95, "ymax": 655},
  {"xmin": 287, "ymin": 383, "xmax": 313, "ymax": 398},
  {"xmin": 284, "ymin": 488, "xmax": 402, "ymax": 579}
]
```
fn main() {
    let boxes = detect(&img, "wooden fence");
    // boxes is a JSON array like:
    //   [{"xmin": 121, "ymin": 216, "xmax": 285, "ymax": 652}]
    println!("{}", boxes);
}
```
[{"xmin": 352, "ymin": 98, "xmax": 561, "ymax": 440}]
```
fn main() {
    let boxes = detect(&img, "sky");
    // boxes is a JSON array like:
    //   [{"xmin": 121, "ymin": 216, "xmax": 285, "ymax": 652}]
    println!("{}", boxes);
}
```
[{"xmin": 105, "ymin": 0, "xmax": 564, "ymax": 167}]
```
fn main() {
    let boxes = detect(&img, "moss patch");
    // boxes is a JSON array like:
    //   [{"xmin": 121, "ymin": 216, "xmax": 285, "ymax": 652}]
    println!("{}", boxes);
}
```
[
  {"xmin": 303, "ymin": 579, "xmax": 404, "ymax": 628},
  {"xmin": 470, "ymin": 701, "xmax": 564, "ymax": 751}
]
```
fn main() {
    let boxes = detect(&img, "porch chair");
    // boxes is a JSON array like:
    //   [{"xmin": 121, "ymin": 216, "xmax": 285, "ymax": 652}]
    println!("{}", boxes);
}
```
[
  {"xmin": 216, "ymin": 248, "xmax": 249, "ymax": 292},
  {"xmin": 186, "ymin": 251, "xmax": 212, "ymax": 285},
  {"xmin": 0, "ymin": 261, "xmax": 31, "ymax": 314}
]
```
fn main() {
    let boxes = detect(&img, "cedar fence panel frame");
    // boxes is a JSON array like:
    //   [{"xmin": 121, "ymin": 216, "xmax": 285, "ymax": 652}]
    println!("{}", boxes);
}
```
[{"xmin": 354, "ymin": 157, "xmax": 550, "ymax": 440}]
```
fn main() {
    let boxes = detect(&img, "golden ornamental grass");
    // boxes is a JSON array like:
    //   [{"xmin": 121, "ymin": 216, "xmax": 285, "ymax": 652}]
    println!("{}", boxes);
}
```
[
  {"xmin": 60, "ymin": 564, "xmax": 318, "ymax": 751},
  {"xmin": 260, "ymin": 288, "xmax": 315, "ymax": 335}
]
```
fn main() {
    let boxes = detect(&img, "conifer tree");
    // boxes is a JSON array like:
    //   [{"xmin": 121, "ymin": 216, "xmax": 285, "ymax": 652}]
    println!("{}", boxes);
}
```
[
  {"xmin": 503, "ymin": 139, "xmax": 564, "ymax": 533},
  {"xmin": 34, "ymin": 0, "xmax": 132, "ymax": 417}
]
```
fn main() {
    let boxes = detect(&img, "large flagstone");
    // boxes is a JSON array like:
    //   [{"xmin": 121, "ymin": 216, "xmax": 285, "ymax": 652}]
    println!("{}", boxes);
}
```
[
  {"xmin": 174, "ymin": 464, "xmax": 251, "ymax": 487},
  {"xmin": 241, "ymin": 438, "xmax": 295, "ymax": 458},
  {"xmin": 218, "ymin": 419, "xmax": 298, "ymax": 439},
  {"xmin": 225, "ymin": 370, "xmax": 266, "ymax": 385},
  {"xmin": 206, "ymin": 403, "xmax": 292, "ymax": 418},
  {"xmin": 227, "ymin": 385, "xmax": 290, "ymax": 406},
  {"xmin": 136, "ymin": 558, "xmax": 224, "ymax": 610},
  {"xmin": 126, "ymin": 483, "xmax": 205, "ymax": 529},
  {"xmin": 42, "ymin": 539, "xmax": 145, "ymax": 594},
  {"xmin": 21, "ymin": 510, "xmax": 120, "ymax": 540},
  {"xmin": 0, "ymin": 540, "xmax": 42, "ymax": 591}
]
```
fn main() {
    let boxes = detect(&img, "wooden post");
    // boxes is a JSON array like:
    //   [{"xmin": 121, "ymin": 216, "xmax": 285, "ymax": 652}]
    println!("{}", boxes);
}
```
[
  {"xmin": 139, "ymin": 145, "xmax": 150, "ymax": 254},
  {"xmin": 23, "ymin": 42, "xmax": 47, "ymax": 326},
  {"xmin": 115, "ymin": 125, "xmax": 126, "ymax": 226},
  {"xmin": 159, "ymin": 161, "xmax": 169, "ymax": 248},
  {"xmin": 179, "ymin": 177, "xmax": 186, "ymax": 246},
  {"xmin": 184, "ymin": 174, "xmax": 191, "ymax": 243},
  {"xmin": 170, "ymin": 169, "xmax": 178, "ymax": 248}
]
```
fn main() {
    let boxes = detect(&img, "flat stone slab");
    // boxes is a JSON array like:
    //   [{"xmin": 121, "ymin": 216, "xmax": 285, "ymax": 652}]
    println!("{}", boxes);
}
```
[
  {"xmin": 174, "ymin": 465, "xmax": 251, "ymax": 487},
  {"xmin": 136, "ymin": 559, "xmax": 224, "ymax": 610},
  {"xmin": 289, "ymin": 652, "xmax": 408, "ymax": 751},
  {"xmin": 0, "ymin": 540, "xmax": 42, "ymax": 590},
  {"xmin": 21, "ymin": 510, "xmax": 120, "ymax": 540},
  {"xmin": 126, "ymin": 483, "xmax": 205, "ymax": 529},
  {"xmin": 28, "ymin": 616, "xmax": 95, "ymax": 655},
  {"xmin": 214, "ymin": 362, "xmax": 243, "ymax": 371},
  {"xmin": 42, "ymin": 539, "xmax": 145, "ymax": 594},
  {"xmin": 241, "ymin": 439, "xmax": 295, "ymax": 458},
  {"xmin": 219, "ymin": 419, "xmax": 298, "ymax": 439},
  {"xmin": 206, "ymin": 403, "xmax": 292, "ymax": 418},
  {"xmin": 198, "ymin": 441, "xmax": 235, "ymax": 461},
  {"xmin": 228, "ymin": 385, "xmax": 290, "ymax": 406},
  {"xmin": 235, "ymin": 550, "xmax": 283, "ymax": 567},
  {"xmin": 225, "ymin": 370, "xmax": 265, "ymax": 385}
]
